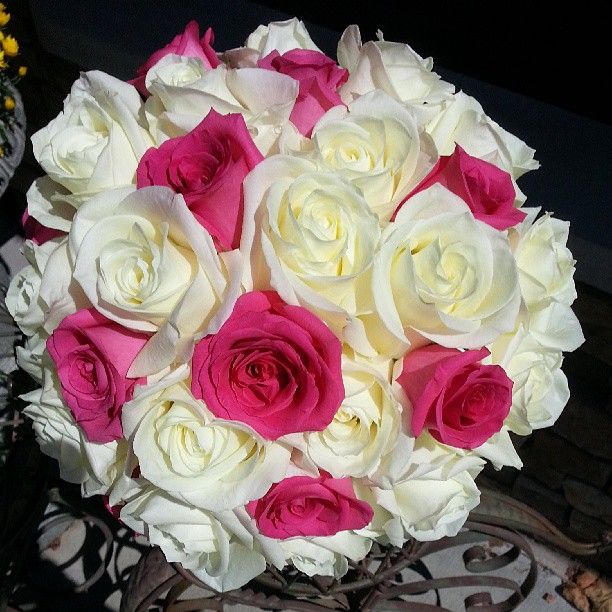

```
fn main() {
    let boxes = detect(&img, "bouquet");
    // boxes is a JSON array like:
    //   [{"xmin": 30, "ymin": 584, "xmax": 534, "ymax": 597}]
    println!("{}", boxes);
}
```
[{"xmin": 6, "ymin": 18, "xmax": 584, "ymax": 592}]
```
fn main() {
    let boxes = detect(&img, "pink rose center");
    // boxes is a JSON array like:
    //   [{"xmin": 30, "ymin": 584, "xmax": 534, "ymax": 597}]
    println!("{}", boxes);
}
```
[
  {"xmin": 66, "ymin": 350, "xmax": 109, "ymax": 396},
  {"xmin": 228, "ymin": 346, "xmax": 294, "ymax": 408},
  {"xmin": 289, "ymin": 500, "xmax": 306, "ymax": 515},
  {"xmin": 171, "ymin": 141, "xmax": 228, "ymax": 192},
  {"xmin": 460, "ymin": 383, "xmax": 492, "ymax": 423},
  {"xmin": 245, "ymin": 359, "xmax": 275, "ymax": 381}
]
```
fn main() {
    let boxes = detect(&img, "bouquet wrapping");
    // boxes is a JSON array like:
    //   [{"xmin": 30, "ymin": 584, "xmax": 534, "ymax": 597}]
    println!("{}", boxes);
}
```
[{"xmin": 6, "ymin": 18, "xmax": 584, "ymax": 591}]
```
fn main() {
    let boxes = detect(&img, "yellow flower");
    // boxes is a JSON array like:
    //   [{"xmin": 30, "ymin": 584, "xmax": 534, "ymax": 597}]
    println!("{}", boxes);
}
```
[
  {"xmin": 0, "ymin": 50, "xmax": 6, "ymax": 69},
  {"xmin": 0, "ymin": 11, "xmax": 9, "ymax": 28},
  {"xmin": 18, "ymin": 65, "xmax": 27, "ymax": 77},
  {"xmin": 4, "ymin": 96, "xmax": 15, "ymax": 111},
  {"xmin": 0, "ymin": 146, "xmax": 4, "ymax": 158},
  {"xmin": 2, "ymin": 34, "xmax": 18, "ymax": 57}
]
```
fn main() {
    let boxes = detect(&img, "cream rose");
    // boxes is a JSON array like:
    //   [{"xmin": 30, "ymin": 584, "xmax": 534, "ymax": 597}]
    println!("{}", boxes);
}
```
[
  {"xmin": 122, "ymin": 380, "xmax": 290, "ymax": 511},
  {"xmin": 490, "ymin": 325, "xmax": 570, "ymax": 435},
  {"xmin": 8, "ymin": 241, "xmax": 52, "ymax": 382},
  {"xmin": 7, "ymin": 236, "xmax": 89, "ymax": 383},
  {"xmin": 6, "ymin": 240, "xmax": 50, "ymax": 337},
  {"xmin": 144, "ymin": 56, "xmax": 298, "ymax": 155},
  {"xmin": 468, "ymin": 429, "xmax": 522, "ymax": 470},
  {"xmin": 16, "ymin": 333, "xmax": 47, "ymax": 383},
  {"xmin": 514, "ymin": 209, "xmax": 577, "ymax": 310},
  {"xmin": 337, "ymin": 26, "xmax": 454, "ymax": 125},
  {"xmin": 25, "ymin": 177, "xmax": 75, "ymax": 235},
  {"xmin": 368, "ymin": 434, "xmax": 484, "ymax": 542},
  {"xmin": 7, "ymin": 237, "xmax": 87, "ymax": 338},
  {"xmin": 242, "ymin": 156, "xmax": 380, "ymax": 340},
  {"xmin": 121, "ymin": 488, "xmax": 280, "ymax": 591},
  {"xmin": 69, "ymin": 186, "xmax": 240, "ymax": 375},
  {"xmin": 22, "ymin": 362, "xmax": 126, "ymax": 495},
  {"xmin": 304, "ymin": 357, "xmax": 402, "ymax": 479},
  {"xmin": 37, "ymin": 237, "xmax": 90, "ymax": 332},
  {"xmin": 281, "ymin": 531, "xmax": 371, "ymax": 579},
  {"xmin": 427, "ymin": 92, "xmax": 539, "ymax": 184},
  {"xmin": 526, "ymin": 301, "xmax": 584, "ymax": 353},
  {"xmin": 31, "ymin": 71, "xmax": 152, "ymax": 202},
  {"xmin": 371, "ymin": 184, "xmax": 520, "ymax": 354},
  {"xmin": 310, "ymin": 90, "xmax": 437, "ymax": 219},
  {"xmin": 246, "ymin": 17, "xmax": 321, "ymax": 56}
]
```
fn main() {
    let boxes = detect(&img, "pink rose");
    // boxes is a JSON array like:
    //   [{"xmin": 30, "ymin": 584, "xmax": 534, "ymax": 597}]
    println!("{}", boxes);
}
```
[
  {"xmin": 257, "ymin": 49, "xmax": 348, "ymax": 136},
  {"xmin": 247, "ymin": 472, "xmax": 373, "ymax": 539},
  {"xmin": 191, "ymin": 291, "xmax": 344, "ymax": 440},
  {"xmin": 130, "ymin": 20, "xmax": 220, "ymax": 96},
  {"xmin": 21, "ymin": 210, "xmax": 64, "ymax": 245},
  {"xmin": 136, "ymin": 110, "xmax": 263, "ymax": 251},
  {"xmin": 396, "ymin": 345, "xmax": 513, "ymax": 449},
  {"xmin": 46, "ymin": 308, "xmax": 149, "ymax": 443},
  {"xmin": 394, "ymin": 145, "xmax": 525, "ymax": 230}
]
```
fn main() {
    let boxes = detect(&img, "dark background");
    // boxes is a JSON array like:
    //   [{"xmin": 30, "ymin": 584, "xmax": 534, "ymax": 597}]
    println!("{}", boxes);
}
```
[
  {"xmin": 260, "ymin": 0, "xmax": 610, "ymax": 126},
  {"xmin": 25, "ymin": 0, "xmax": 612, "ymax": 124}
]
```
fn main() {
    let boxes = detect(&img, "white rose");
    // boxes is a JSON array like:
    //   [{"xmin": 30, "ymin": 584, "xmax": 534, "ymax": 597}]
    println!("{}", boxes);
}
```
[
  {"xmin": 38, "ymin": 237, "xmax": 90, "ymax": 332},
  {"xmin": 469, "ymin": 428, "xmax": 522, "ymax": 470},
  {"xmin": 491, "ymin": 325, "xmax": 570, "ymax": 435},
  {"xmin": 281, "ymin": 531, "xmax": 371, "ymax": 579},
  {"xmin": 122, "ymin": 380, "xmax": 290, "ymax": 511},
  {"xmin": 31, "ymin": 71, "xmax": 152, "ymax": 201},
  {"xmin": 337, "ymin": 26, "xmax": 454, "ymax": 125},
  {"xmin": 6, "ymin": 241, "xmax": 49, "ymax": 336},
  {"xmin": 310, "ymin": 90, "xmax": 437, "ymax": 219},
  {"xmin": 242, "ymin": 155, "xmax": 380, "ymax": 341},
  {"xmin": 25, "ymin": 177, "xmax": 75, "ymax": 234},
  {"xmin": 120, "ymin": 488, "xmax": 279, "ymax": 592},
  {"xmin": 526, "ymin": 301, "xmax": 584, "ymax": 353},
  {"xmin": 304, "ymin": 356, "xmax": 402, "ymax": 479},
  {"xmin": 369, "ymin": 435, "xmax": 484, "ymax": 542},
  {"xmin": 6, "ymin": 236, "xmax": 85, "ymax": 337},
  {"xmin": 371, "ymin": 184, "xmax": 520, "ymax": 354},
  {"xmin": 145, "ymin": 56, "xmax": 298, "ymax": 155},
  {"xmin": 427, "ymin": 91, "xmax": 539, "ymax": 182},
  {"xmin": 514, "ymin": 209, "xmax": 577, "ymax": 310},
  {"xmin": 69, "ymin": 186, "xmax": 240, "ymax": 375},
  {"xmin": 16, "ymin": 332, "xmax": 47, "ymax": 383},
  {"xmin": 353, "ymin": 482, "xmax": 398, "ymax": 545},
  {"xmin": 22, "ymin": 363, "xmax": 125, "ymax": 495},
  {"xmin": 5, "ymin": 240, "xmax": 48, "ymax": 381},
  {"xmin": 246, "ymin": 17, "xmax": 321, "ymax": 56}
]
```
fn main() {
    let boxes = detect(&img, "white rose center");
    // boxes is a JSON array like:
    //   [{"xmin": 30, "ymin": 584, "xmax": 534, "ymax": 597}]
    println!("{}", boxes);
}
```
[
  {"xmin": 305, "ymin": 362, "xmax": 400, "ymax": 479},
  {"xmin": 153, "ymin": 400, "xmax": 256, "ymax": 478},
  {"xmin": 95, "ymin": 219, "xmax": 196, "ymax": 316},
  {"xmin": 53, "ymin": 124, "xmax": 108, "ymax": 178},
  {"xmin": 268, "ymin": 172, "xmax": 379, "ymax": 280},
  {"xmin": 410, "ymin": 238, "xmax": 478, "ymax": 309}
]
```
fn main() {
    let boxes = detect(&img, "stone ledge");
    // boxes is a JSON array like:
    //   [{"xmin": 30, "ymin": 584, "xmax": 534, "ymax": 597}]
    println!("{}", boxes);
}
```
[
  {"xmin": 513, "ymin": 474, "xmax": 569, "ymax": 526},
  {"xmin": 554, "ymin": 401, "xmax": 612, "ymax": 462},
  {"xmin": 569, "ymin": 509, "xmax": 611, "ymax": 542},
  {"xmin": 563, "ymin": 479, "xmax": 612, "ymax": 526},
  {"xmin": 521, "ymin": 431, "xmax": 612, "ymax": 489}
]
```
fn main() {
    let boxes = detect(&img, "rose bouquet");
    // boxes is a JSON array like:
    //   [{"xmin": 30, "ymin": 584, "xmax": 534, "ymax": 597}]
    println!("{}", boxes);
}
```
[{"xmin": 6, "ymin": 18, "xmax": 584, "ymax": 591}]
